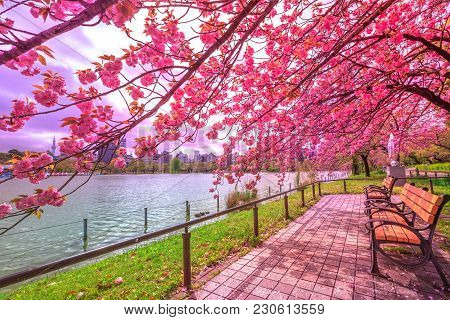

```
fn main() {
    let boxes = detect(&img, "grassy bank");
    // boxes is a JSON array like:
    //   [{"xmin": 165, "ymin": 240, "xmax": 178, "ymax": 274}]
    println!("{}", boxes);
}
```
[
  {"xmin": 3, "ymin": 175, "xmax": 449, "ymax": 299},
  {"xmin": 414, "ymin": 162, "xmax": 450, "ymax": 171}
]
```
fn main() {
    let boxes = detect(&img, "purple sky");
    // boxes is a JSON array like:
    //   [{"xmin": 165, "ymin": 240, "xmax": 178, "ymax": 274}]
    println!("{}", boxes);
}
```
[
  {"xmin": 0, "ymin": 7, "xmax": 229, "ymax": 157},
  {"xmin": 0, "ymin": 8, "xmax": 146, "ymax": 153}
]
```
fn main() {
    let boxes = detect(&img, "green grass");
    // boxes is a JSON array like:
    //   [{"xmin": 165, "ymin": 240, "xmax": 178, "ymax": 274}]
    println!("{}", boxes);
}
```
[
  {"xmin": 3, "ymin": 173, "xmax": 449, "ymax": 300},
  {"xmin": 414, "ymin": 162, "xmax": 450, "ymax": 171}
]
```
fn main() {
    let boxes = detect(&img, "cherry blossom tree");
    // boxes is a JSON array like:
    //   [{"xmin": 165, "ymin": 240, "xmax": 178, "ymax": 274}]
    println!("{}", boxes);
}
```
[
  {"xmin": 0, "ymin": 0, "xmax": 448, "ymax": 233},
  {"xmin": 311, "ymin": 102, "xmax": 447, "ymax": 176}
]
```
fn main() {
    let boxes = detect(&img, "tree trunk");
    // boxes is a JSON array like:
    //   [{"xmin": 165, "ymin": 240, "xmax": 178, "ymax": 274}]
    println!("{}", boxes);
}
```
[
  {"xmin": 352, "ymin": 156, "xmax": 360, "ymax": 175},
  {"xmin": 360, "ymin": 154, "xmax": 371, "ymax": 177}
]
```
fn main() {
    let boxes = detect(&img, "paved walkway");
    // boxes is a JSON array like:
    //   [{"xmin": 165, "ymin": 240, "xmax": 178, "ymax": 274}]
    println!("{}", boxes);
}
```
[{"xmin": 191, "ymin": 194, "xmax": 450, "ymax": 300}]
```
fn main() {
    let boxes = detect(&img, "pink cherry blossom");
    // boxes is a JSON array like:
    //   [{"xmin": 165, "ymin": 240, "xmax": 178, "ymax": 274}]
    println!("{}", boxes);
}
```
[
  {"xmin": 130, "ymin": 87, "xmax": 144, "ymax": 100},
  {"xmin": 114, "ymin": 157, "xmax": 126, "ymax": 169},
  {"xmin": 78, "ymin": 69, "xmax": 97, "ymax": 85},
  {"xmin": 0, "ymin": 203, "xmax": 12, "ymax": 219},
  {"xmin": 34, "ymin": 89, "xmax": 59, "ymax": 107}
]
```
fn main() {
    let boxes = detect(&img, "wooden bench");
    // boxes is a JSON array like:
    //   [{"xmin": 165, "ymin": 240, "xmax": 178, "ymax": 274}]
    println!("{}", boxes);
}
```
[
  {"xmin": 365, "ymin": 183, "xmax": 449, "ymax": 289},
  {"xmin": 364, "ymin": 176, "xmax": 396, "ymax": 203}
]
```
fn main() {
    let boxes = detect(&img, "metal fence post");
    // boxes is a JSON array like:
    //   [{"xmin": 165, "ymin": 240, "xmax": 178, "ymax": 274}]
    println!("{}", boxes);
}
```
[
  {"xmin": 185, "ymin": 201, "xmax": 190, "ymax": 225},
  {"xmin": 253, "ymin": 205, "xmax": 259, "ymax": 237},
  {"xmin": 343, "ymin": 179, "xmax": 347, "ymax": 193},
  {"xmin": 216, "ymin": 196, "xmax": 219, "ymax": 212},
  {"xmin": 289, "ymin": 183, "xmax": 292, "ymax": 191},
  {"xmin": 279, "ymin": 185, "xmax": 282, "ymax": 193},
  {"xmin": 429, "ymin": 179, "xmax": 434, "ymax": 194},
  {"xmin": 268, "ymin": 186, "xmax": 271, "ymax": 196},
  {"xmin": 318, "ymin": 182, "xmax": 322, "ymax": 196},
  {"xmin": 301, "ymin": 187, "xmax": 305, "ymax": 207},
  {"xmin": 312, "ymin": 183, "xmax": 316, "ymax": 199},
  {"xmin": 182, "ymin": 229, "xmax": 192, "ymax": 290},
  {"xmin": 144, "ymin": 208, "xmax": 148, "ymax": 232},
  {"xmin": 284, "ymin": 194, "xmax": 289, "ymax": 219},
  {"xmin": 83, "ymin": 218, "xmax": 88, "ymax": 251}
]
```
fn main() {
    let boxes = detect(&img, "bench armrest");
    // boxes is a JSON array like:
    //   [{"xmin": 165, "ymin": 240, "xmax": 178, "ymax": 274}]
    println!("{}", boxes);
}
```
[{"xmin": 365, "ymin": 198, "xmax": 402, "ymax": 209}]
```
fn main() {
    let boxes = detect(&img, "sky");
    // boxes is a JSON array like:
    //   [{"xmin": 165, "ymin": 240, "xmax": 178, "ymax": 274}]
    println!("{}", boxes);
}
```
[
  {"xmin": 0, "ymin": 4, "xmax": 256, "ymax": 157},
  {"xmin": 0, "ymin": 5, "xmax": 222, "ymax": 156},
  {"xmin": 0, "ymin": 6, "xmax": 133, "ymax": 152}
]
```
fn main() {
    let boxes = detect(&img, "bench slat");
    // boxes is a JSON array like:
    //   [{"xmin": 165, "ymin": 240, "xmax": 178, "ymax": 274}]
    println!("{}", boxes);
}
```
[{"xmin": 400, "ymin": 184, "xmax": 444, "ymax": 224}]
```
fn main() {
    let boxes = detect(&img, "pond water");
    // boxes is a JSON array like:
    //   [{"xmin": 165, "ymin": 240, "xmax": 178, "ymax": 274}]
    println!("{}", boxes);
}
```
[{"xmin": 0, "ymin": 171, "xmax": 348, "ymax": 277}]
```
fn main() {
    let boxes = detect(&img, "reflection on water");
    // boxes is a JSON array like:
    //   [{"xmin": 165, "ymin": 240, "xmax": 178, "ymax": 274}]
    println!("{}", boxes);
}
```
[{"xmin": 0, "ymin": 171, "xmax": 347, "ymax": 277}]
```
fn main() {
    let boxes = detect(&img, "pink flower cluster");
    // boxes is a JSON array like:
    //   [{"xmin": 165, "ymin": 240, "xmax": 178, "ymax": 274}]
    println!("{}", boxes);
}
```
[
  {"xmin": 141, "ymin": 74, "xmax": 155, "ymax": 87},
  {"xmin": 97, "ymin": 105, "xmax": 114, "ymax": 122},
  {"xmin": 134, "ymin": 136, "xmax": 157, "ymax": 158},
  {"xmin": 114, "ymin": 157, "xmax": 126, "ymax": 169},
  {"xmin": 34, "ymin": 72, "xmax": 66, "ymax": 107},
  {"xmin": 78, "ymin": 69, "xmax": 97, "ymax": 85},
  {"xmin": 13, "ymin": 153, "xmax": 53, "ymax": 184},
  {"xmin": 43, "ymin": 74, "xmax": 66, "ymax": 95},
  {"xmin": 199, "ymin": 23, "xmax": 219, "ymax": 45},
  {"xmin": 75, "ymin": 153, "xmax": 94, "ymax": 172},
  {"xmin": 130, "ymin": 86, "xmax": 144, "ymax": 100},
  {"xmin": 59, "ymin": 136, "xmax": 84, "ymax": 156},
  {"xmin": 117, "ymin": 147, "xmax": 127, "ymax": 156},
  {"xmin": 34, "ymin": 89, "xmax": 59, "ymax": 107},
  {"xmin": 103, "ymin": 0, "xmax": 139, "ymax": 27},
  {"xmin": 50, "ymin": 0, "xmax": 84, "ymax": 20},
  {"xmin": 0, "ymin": 18, "xmax": 13, "ymax": 34},
  {"xmin": 69, "ymin": 114, "xmax": 98, "ymax": 141},
  {"xmin": 0, "ymin": 99, "xmax": 37, "ymax": 132},
  {"xmin": 5, "ymin": 50, "xmax": 40, "ymax": 76},
  {"xmin": 0, "ymin": 203, "xmax": 12, "ymax": 219},
  {"xmin": 14, "ymin": 187, "xmax": 65, "ymax": 211},
  {"xmin": 100, "ymin": 59, "xmax": 122, "ymax": 88}
]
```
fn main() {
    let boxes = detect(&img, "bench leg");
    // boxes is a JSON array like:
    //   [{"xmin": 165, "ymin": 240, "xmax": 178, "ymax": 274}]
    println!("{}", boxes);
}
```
[
  {"xmin": 369, "ymin": 234, "xmax": 382, "ymax": 276},
  {"xmin": 369, "ymin": 234, "xmax": 390, "ymax": 278},
  {"xmin": 430, "ymin": 253, "xmax": 449, "ymax": 290}
]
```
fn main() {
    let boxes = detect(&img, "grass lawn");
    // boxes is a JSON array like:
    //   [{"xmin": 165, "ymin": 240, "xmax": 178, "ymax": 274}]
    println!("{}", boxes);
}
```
[
  {"xmin": 2, "ymin": 174, "xmax": 448, "ymax": 300},
  {"xmin": 414, "ymin": 162, "xmax": 450, "ymax": 171}
]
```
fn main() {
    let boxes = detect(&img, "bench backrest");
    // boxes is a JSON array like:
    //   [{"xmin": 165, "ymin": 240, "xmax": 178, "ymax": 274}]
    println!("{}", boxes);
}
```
[
  {"xmin": 400, "ymin": 183, "xmax": 444, "ymax": 224},
  {"xmin": 383, "ymin": 176, "xmax": 395, "ymax": 193}
]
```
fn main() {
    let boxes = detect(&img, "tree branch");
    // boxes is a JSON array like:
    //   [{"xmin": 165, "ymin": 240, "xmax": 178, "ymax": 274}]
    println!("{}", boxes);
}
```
[
  {"xmin": 403, "ymin": 33, "xmax": 450, "ymax": 62},
  {"xmin": 403, "ymin": 85, "xmax": 450, "ymax": 111},
  {"xmin": 0, "ymin": 0, "xmax": 119, "ymax": 65}
]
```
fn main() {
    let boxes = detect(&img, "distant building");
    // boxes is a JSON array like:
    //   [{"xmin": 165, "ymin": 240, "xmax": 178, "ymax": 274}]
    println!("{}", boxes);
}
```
[
  {"xmin": 176, "ymin": 151, "xmax": 189, "ymax": 163},
  {"xmin": 51, "ymin": 136, "xmax": 57, "ymax": 158},
  {"xmin": 156, "ymin": 151, "xmax": 172, "ymax": 164},
  {"xmin": 226, "ymin": 153, "xmax": 233, "ymax": 166},
  {"xmin": 124, "ymin": 153, "xmax": 134, "ymax": 164},
  {"xmin": 97, "ymin": 142, "xmax": 118, "ymax": 163},
  {"xmin": 119, "ymin": 137, "xmax": 126, "ymax": 148},
  {"xmin": 193, "ymin": 150, "xmax": 201, "ymax": 162},
  {"xmin": 203, "ymin": 152, "xmax": 217, "ymax": 163}
]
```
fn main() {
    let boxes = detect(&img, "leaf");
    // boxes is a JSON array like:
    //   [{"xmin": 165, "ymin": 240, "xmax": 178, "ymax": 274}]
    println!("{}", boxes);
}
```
[
  {"xmin": 60, "ymin": 117, "xmax": 78, "ymax": 127},
  {"xmin": 32, "ymin": 84, "xmax": 44, "ymax": 91},
  {"xmin": 38, "ymin": 54, "xmax": 47, "ymax": 66}
]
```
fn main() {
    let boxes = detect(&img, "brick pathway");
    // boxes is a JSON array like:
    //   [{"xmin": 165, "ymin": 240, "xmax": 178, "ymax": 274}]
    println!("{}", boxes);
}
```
[{"xmin": 191, "ymin": 194, "xmax": 450, "ymax": 300}]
